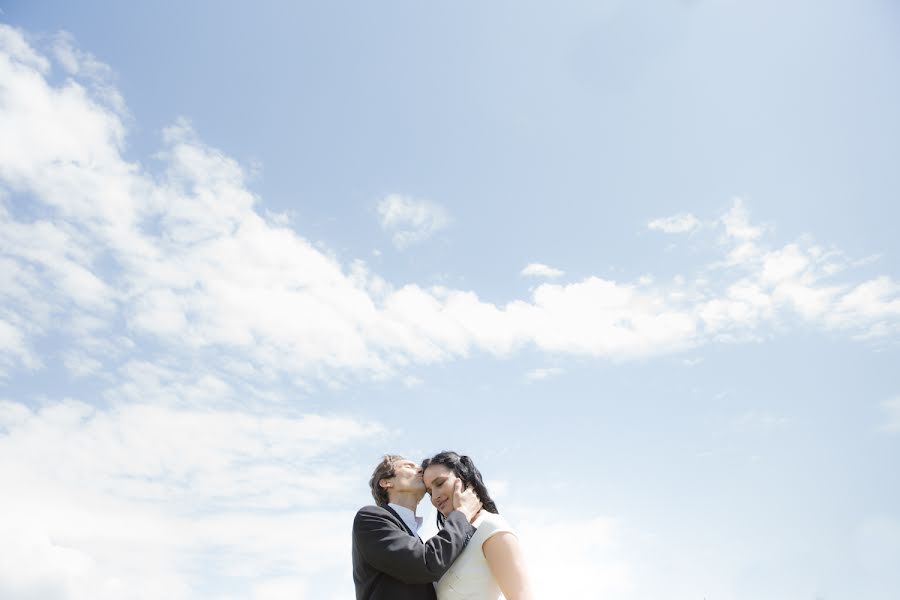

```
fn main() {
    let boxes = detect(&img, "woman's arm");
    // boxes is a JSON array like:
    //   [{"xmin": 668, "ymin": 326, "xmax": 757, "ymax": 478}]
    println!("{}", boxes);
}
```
[{"xmin": 483, "ymin": 532, "xmax": 534, "ymax": 600}]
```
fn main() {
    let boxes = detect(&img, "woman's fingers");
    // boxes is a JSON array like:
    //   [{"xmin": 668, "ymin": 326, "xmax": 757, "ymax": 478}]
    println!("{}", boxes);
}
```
[{"xmin": 452, "ymin": 479, "xmax": 463, "ymax": 508}]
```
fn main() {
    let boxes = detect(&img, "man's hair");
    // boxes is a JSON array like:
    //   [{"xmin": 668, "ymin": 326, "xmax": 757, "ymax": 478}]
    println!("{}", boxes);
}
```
[{"xmin": 369, "ymin": 454, "xmax": 405, "ymax": 507}]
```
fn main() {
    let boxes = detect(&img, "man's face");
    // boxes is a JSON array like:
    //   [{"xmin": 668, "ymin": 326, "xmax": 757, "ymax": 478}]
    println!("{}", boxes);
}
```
[{"xmin": 382, "ymin": 459, "xmax": 425, "ymax": 498}]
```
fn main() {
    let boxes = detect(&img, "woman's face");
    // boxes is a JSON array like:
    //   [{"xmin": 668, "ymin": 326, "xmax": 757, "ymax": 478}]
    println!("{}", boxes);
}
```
[{"xmin": 423, "ymin": 463, "xmax": 458, "ymax": 517}]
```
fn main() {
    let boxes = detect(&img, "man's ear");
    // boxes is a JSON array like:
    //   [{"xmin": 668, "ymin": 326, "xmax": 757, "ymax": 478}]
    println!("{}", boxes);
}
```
[{"xmin": 379, "ymin": 479, "xmax": 392, "ymax": 490}]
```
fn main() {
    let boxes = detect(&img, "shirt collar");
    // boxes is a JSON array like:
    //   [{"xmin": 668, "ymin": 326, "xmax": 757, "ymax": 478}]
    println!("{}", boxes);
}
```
[{"xmin": 387, "ymin": 503, "xmax": 423, "ymax": 533}]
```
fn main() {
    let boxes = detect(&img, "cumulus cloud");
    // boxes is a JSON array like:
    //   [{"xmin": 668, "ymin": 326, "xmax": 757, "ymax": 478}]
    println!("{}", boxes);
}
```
[
  {"xmin": 1, "ymin": 24, "xmax": 899, "ymax": 384},
  {"xmin": 648, "ymin": 212, "xmax": 701, "ymax": 234},
  {"xmin": 377, "ymin": 193, "xmax": 450, "ymax": 248},
  {"xmin": 520, "ymin": 263, "xmax": 565, "ymax": 278}
]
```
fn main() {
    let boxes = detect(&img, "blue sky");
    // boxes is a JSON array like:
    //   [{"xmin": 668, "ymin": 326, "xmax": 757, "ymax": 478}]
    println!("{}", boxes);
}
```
[{"xmin": 1, "ymin": 1, "xmax": 899, "ymax": 599}]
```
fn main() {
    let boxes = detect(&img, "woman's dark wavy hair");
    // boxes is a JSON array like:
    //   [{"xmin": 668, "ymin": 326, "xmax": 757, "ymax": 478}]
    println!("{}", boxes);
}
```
[{"xmin": 421, "ymin": 451, "xmax": 499, "ymax": 528}]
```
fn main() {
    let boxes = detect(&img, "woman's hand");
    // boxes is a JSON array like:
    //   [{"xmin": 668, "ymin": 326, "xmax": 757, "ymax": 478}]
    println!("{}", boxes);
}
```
[{"xmin": 451, "ymin": 479, "xmax": 482, "ymax": 523}]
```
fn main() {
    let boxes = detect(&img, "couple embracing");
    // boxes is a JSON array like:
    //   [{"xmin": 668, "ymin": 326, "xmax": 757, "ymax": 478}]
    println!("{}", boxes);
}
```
[{"xmin": 352, "ymin": 451, "xmax": 533, "ymax": 600}]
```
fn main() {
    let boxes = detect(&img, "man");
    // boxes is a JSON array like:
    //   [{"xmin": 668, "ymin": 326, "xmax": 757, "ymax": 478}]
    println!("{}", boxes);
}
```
[{"xmin": 352, "ymin": 454, "xmax": 483, "ymax": 600}]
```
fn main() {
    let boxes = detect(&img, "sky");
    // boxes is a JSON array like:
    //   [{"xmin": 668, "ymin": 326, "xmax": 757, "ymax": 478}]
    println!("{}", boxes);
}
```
[{"xmin": 1, "ymin": 1, "xmax": 899, "ymax": 599}]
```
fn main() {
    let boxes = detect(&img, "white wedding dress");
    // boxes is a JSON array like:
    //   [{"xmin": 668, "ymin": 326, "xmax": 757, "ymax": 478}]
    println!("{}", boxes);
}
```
[{"xmin": 435, "ymin": 511, "xmax": 515, "ymax": 600}]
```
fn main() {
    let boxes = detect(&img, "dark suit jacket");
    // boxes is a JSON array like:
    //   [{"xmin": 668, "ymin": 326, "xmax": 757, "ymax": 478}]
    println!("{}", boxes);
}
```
[{"xmin": 352, "ymin": 505, "xmax": 476, "ymax": 600}]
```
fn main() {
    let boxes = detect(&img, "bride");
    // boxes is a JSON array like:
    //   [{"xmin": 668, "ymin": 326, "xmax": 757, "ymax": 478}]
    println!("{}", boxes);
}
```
[{"xmin": 422, "ymin": 451, "xmax": 533, "ymax": 600}]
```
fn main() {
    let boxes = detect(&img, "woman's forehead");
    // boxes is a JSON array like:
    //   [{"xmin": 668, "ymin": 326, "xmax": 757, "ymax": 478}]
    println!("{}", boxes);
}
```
[{"xmin": 423, "ymin": 463, "xmax": 452, "ymax": 481}]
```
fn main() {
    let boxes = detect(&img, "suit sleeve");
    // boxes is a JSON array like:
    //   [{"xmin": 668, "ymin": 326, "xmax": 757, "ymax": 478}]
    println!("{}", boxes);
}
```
[{"xmin": 353, "ymin": 507, "xmax": 476, "ymax": 584}]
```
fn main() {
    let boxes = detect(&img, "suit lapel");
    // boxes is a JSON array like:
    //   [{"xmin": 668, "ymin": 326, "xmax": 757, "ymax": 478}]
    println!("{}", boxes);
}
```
[{"xmin": 383, "ymin": 505, "xmax": 422, "ymax": 542}]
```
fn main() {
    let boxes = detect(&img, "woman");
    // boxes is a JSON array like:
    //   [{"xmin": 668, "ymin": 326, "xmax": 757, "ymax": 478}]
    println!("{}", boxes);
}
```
[{"xmin": 421, "ymin": 451, "xmax": 533, "ymax": 600}]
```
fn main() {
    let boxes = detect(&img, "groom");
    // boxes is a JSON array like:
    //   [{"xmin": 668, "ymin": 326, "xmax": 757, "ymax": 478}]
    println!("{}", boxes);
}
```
[{"xmin": 352, "ymin": 454, "xmax": 482, "ymax": 600}]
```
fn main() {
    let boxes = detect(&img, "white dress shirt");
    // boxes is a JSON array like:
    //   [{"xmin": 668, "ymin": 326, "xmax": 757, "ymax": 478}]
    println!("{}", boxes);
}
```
[{"xmin": 387, "ymin": 503, "xmax": 423, "ymax": 536}]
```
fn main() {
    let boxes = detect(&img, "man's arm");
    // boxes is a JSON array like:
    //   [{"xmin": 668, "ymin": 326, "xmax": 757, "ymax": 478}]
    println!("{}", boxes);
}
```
[{"xmin": 354, "ymin": 507, "xmax": 475, "ymax": 584}]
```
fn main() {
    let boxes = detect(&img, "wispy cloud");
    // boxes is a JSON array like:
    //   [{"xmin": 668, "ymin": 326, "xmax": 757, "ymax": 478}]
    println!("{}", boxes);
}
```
[
  {"xmin": 377, "ymin": 193, "xmax": 450, "ymax": 249},
  {"xmin": 525, "ymin": 366, "xmax": 563, "ymax": 381},
  {"xmin": 521, "ymin": 263, "xmax": 565, "ymax": 278},
  {"xmin": 0, "ymin": 398, "xmax": 383, "ymax": 599},
  {"xmin": 0, "ymin": 318, "xmax": 41, "ymax": 375},
  {"xmin": 648, "ymin": 212, "xmax": 701, "ymax": 234}
]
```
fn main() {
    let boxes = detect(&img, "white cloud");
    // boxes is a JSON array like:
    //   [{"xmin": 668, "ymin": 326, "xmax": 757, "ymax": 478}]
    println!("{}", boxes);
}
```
[
  {"xmin": 63, "ymin": 352, "xmax": 103, "ymax": 377},
  {"xmin": 52, "ymin": 31, "xmax": 110, "ymax": 80},
  {"xmin": 0, "ymin": 398, "xmax": 383, "ymax": 599},
  {"xmin": 648, "ymin": 212, "xmax": 701, "ymax": 234},
  {"xmin": 720, "ymin": 197, "xmax": 764, "ymax": 241},
  {"xmin": 525, "ymin": 366, "xmax": 563, "ymax": 381},
  {"xmin": 520, "ymin": 262, "xmax": 565, "ymax": 278},
  {"xmin": 760, "ymin": 243, "xmax": 809, "ymax": 284},
  {"xmin": 2, "ymin": 21, "xmax": 897, "ymax": 600},
  {"xmin": 832, "ymin": 277, "xmax": 900, "ymax": 327},
  {"xmin": 0, "ymin": 23, "xmax": 50, "ymax": 73},
  {"xmin": 377, "ymin": 193, "xmax": 450, "ymax": 248},
  {"xmin": 0, "ymin": 399, "xmax": 383, "ymax": 508},
  {"xmin": 0, "ymin": 24, "xmax": 898, "ymax": 388},
  {"xmin": 881, "ymin": 397, "xmax": 900, "ymax": 432},
  {"xmin": 0, "ymin": 318, "xmax": 41, "ymax": 375}
]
